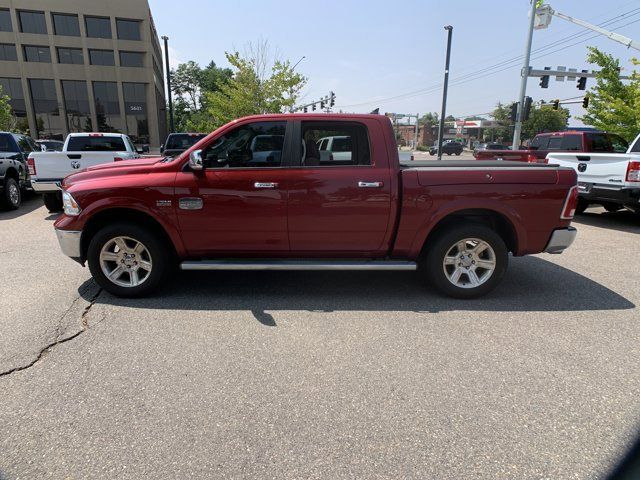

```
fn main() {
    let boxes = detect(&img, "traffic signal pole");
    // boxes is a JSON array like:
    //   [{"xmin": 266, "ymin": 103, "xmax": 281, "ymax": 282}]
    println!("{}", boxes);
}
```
[
  {"xmin": 512, "ymin": 0, "xmax": 537, "ymax": 150},
  {"xmin": 437, "ymin": 26, "xmax": 453, "ymax": 161}
]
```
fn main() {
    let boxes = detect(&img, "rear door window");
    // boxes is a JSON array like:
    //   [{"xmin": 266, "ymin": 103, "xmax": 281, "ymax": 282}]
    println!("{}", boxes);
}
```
[
  {"xmin": 608, "ymin": 134, "xmax": 628, "ymax": 153},
  {"xmin": 546, "ymin": 137, "xmax": 564, "ymax": 150},
  {"xmin": 67, "ymin": 136, "xmax": 127, "ymax": 151},
  {"xmin": 560, "ymin": 135, "xmax": 582, "ymax": 151},
  {"xmin": 589, "ymin": 133, "xmax": 612, "ymax": 152},
  {"xmin": 300, "ymin": 122, "xmax": 370, "ymax": 166}
]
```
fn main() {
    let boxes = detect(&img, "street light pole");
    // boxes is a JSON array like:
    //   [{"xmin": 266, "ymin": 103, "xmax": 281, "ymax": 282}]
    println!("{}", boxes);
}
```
[
  {"xmin": 289, "ymin": 56, "xmax": 306, "ymax": 112},
  {"xmin": 437, "ymin": 25, "xmax": 453, "ymax": 161},
  {"xmin": 512, "ymin": 0, "xmax": 537, "ymax": 149},
  {"xmin": 162, "ymin": 35, "xmax": 174, "ymax": 133}
]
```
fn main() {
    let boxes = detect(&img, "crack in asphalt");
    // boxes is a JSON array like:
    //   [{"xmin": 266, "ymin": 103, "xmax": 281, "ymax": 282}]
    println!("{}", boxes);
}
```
[{"xmin": 0, "ymin": 287, "xmax": 103, "ymax": 377}]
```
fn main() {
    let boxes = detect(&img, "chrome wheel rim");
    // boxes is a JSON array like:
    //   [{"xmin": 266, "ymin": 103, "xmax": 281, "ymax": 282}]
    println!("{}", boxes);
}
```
[
  {"xmin": 443, "ymin": 238, "xmax": 496, "ymax": 289},
  {"xmin": 99, "ymin": 236, "xmax": 152, "ymax": 288},
  {"xmin": 8, "ymin": 182, "xmax": 19, "ymax": 206}
]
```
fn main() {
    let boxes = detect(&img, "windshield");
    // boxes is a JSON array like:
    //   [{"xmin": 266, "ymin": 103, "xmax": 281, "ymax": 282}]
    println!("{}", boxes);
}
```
[
  {"xmin": 67, "ymin": 136, "xmax": 127, "ymax": 152},
  {"xmin": 165, "ymin": 134, "xmax": 207, "ymax": 150}
]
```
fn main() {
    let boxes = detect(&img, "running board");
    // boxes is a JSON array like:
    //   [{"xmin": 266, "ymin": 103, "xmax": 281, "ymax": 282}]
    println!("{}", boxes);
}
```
[{"xmin": 180, "ymin": 259, "xmax": 417, "ymax": 271}]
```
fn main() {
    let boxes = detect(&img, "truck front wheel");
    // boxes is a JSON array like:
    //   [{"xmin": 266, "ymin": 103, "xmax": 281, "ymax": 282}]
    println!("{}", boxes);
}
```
[
  {"xmin": 2, "ymin": 177, "xmax": 21, "ymax": 210},
  {"xmin": 420, "ymin": 224, "xmax": 508, "ymax": 299},
  {"xmin": 43, "ymin": 192, "xmax": 63, "ymax": 213},
  {"xmin": 87, "ymin": 223, "xmax": 169, "ymax": 297}
]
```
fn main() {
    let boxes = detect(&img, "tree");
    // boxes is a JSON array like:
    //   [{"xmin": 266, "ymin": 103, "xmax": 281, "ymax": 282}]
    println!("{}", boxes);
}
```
[
  {"xmin": 202, "ymin": 41, "xmax": 307, "ymax": 130},
  {"xmin": 445, "ymin": 115, "xmax": 456, "ymax": 122},
  {"xmin": 521, "ymin": 105, "xmax": 569, "ymax": 139},
  {"xmin": 581, "ymin": 47, "xmax": 640, "ymax": 142},
  {"xmin": 420, "ymin": 112, "xmax": 438, "ymax": 126},
  {"xmin": 0, "ymin": 85, "xmax": 13, "ymax": 131},
  {"xmin": 489, "ymin": 102, "xmax": 513, "ymax": 142}
]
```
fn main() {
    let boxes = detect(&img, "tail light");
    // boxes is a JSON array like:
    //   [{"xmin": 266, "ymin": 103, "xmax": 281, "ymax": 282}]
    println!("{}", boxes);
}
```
[
  {"xmin": 560, "ymin": 185, "xmax": 579, "ymax": 220},
  {"xmin": 527, "ymin": 153, "xmax": 546, "ymax": 163},
  {"xmin": 626, "ymin": 161, "xmax": 640, "ymax": 182},
  {"xmin": 27, "ymin": 157, "xmax": 36, "ymax": 175},
  {"xmin": 114, "ymin": 157, "xmax": 124, "ymax": 162}
]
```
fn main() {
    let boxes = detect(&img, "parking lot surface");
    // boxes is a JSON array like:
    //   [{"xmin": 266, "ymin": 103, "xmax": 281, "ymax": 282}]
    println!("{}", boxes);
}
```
[{"xmin": 1, "ymin": 196, "xmax": 639, "ymax": 479}]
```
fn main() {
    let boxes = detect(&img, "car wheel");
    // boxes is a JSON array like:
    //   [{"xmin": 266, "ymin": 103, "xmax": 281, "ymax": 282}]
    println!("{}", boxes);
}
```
[
  {"xmin": 87, "ymin": 223, "xmax": 170, "ymax": 297},
  {"xmin": 575, "ymin": 198, "xmax": 589, "ymax": 215},
  {"xmin": 43, "ymin": 192, "xmax": 63, "ymax": 213},
  {"xmin": 420, "ymin": 223, "xmax": 508, "ymax": 299},
  {"xmin": 2, "ymin": 177, "xmax": 21, "ymax": 210},
  {"xmin": 602, "ymin": 202, "xmax": 621, "ymax": 213}
]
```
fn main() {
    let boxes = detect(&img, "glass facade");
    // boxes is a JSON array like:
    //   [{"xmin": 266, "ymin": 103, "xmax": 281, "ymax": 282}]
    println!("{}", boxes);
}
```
[
  {"xmin": 18, "ymin": 10, "xmax": 47, "ymax": 34},
  {"xmin": 89, "ymin": 49, "xmax": 115, "ymax": 66},
  {"xmin": 0, "ymin": 9, "xmax": 12, "ymax": 32},
  {"xmin": 57, "ymin": 47, "xmax": 83, "ymax": 65},
  {"xmin": 62, "ymin": 80, "xmax": 92, "ymax": 132},
  {"xmin": 29, "ymin": 79, "xmax": 64, "ymax": 140},
  {"xmin": 85, "ymin": 16, "xmax": 111, "ymax": 38},
  {"xmin": 0, "ymin": 43, "xmax": 17, "ymax": 61},
  {"xmin": 0, "ymin": 78, "xmax": 26, "ymax": 117},
  {"xmin": 23, "ymin": 45, "xmax": 51, "ymax": 63},
  {"xmin": 123, "ymin": 82, "xmax": 148, "ymax": 144},
  {"xmin": 52, "ymin": 13, "xmax": 80, "ymax": 36},
  {"xmin": 119, "ymin": 51, "xmax": 144, "ymax": 67},
  {"xmin": 93, "ymin": 81, "xmax": 123, "ymax": 133},
  {"xmin": 116, "ymin": 19, "xmax": 141, "ymax": 40}
]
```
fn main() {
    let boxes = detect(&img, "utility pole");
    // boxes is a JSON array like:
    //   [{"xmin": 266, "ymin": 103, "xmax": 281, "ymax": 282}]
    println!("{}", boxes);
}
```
[
  {"xmin": 512, "ymin": 1, "xmax": 537, "ymax": 150},
  {"xmin": 437, "ymin": 26, "xmax": 453, "ymax": 161},
  {"xmin": 162, "ymin": 35, "xmax": 174, "ymax": 133},
  {"xmin": 414, "ymin": 113, "xmax": 419, "ymax": 149}
]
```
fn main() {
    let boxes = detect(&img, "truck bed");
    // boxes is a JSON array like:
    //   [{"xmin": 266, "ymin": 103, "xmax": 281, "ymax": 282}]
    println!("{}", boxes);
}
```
[{"xmin": 400, "ymin": 160, "xmax": 560, "ymax": 169}]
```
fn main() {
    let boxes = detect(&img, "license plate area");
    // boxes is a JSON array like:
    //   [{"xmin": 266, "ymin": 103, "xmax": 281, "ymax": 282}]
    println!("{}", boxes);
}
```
[{"xmin": 578, "ymin": 182, "xmax": 592, "ymax": 193}]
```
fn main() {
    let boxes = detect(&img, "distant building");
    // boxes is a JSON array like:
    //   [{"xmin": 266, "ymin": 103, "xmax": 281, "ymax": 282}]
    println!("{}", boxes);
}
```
[
  {"xmin": 396, "ymin": 124, "xmax": 436, "ymax": 147},
  {"xmin": 0, "ymin": 0, "xmax": 167, "ymax": 146}
]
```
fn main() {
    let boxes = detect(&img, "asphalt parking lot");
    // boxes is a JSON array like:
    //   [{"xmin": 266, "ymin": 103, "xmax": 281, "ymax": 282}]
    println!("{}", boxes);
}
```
[{"xmin": 1, "ymin": 195, "xmax": 639, "ymax": 479}]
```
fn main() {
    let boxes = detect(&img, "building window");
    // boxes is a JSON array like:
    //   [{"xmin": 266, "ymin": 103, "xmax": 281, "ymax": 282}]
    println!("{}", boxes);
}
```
[
  {"xmin": 0, "ymin": 78, "xmax": 27, "ymax": 117},
  {"xmin": 52, "ymin": 13, "xmax": 80, "ymax": 36},
  {"xmin": 119, "ymin": 51, "xmax": 144, "ymax": 68},
  {"xmin": 18, "ymin": 11, "xmax": 47, "ymax": 34},
  {"xmin": 93, "ymin": 81, "xmax": 123, "ymax": 133},
  {"xmin": 23, "ymin": 45, "xmax": 51, "ymax": 63},
  {"xmin": 116, "ymin": 19, "xmax": 141, "ymax": 41},
  {"xmin": 123, "ymin": 82, "xmax": 148, "ymax": 144},
  {"xmin": 61, "ymin": 80, "xmax": 92, "ymax": 133},
  {"xmin": 0, "ymin": 9, "xmax": 12, "ymax": 32},
  {"xmin": 28, "ymin": 79, "xmax": 64, "ymax": 140},
  {"xmin": 89, "ymin": 49, "xmax": 115, "ymax": 66},
  {"xmin": 85, "ymin": 16, "xmax": 111, "ymax": 38},
  {"xmin": 0, "ymin": 43, "xmax": 17, "ymax": 61},
  {"xmin": 57, "ymin": 47, "xmax": 83, "ymax": 65}
]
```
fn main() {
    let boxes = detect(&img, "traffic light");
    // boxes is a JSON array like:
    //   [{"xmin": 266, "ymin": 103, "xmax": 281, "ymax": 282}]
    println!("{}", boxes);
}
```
[
  {"xmin": 509, "ymin": 102, "xmax": 518, "ymax": 122},
  {"xmin": 523, "ymin": 96, "xmax": 533, "ymax": 121},
  {"xmin": 552, "ymin": 99, "xmax": 560, "ymax": 110},
  {"xmin": 312, "ymin": 103, "xmax": 316, "ymax": 111},
  {"xmin": 320, "ymin": 100, "xmax": 325, "ymax": 110},
  {"xmin": 303, "ymin": 106, "xmax": 308, "ymax": 113},
  {"xmin": 330, "ymin": 91, "xmax": 335, "ymax": 107},
  {"xmin": 582, "ymin": 95, "xmax": 589, "ymax": 108},
  {"xmin": 539, "ymin": 66, "xmax": 550, "ymax": 88},
  {"xmin": 577, "ymin": 70, "xmax": 588, "ymax": 90}
]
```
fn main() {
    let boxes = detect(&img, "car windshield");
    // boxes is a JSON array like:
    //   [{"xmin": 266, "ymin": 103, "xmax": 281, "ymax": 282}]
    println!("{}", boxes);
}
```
[
  {"xmin": 67, "ymin": 136, "xmax": 127, "ymax": 151},
  {"xmin": 165, "ymin": 134, "xmax": 207, "ymax": 150}
]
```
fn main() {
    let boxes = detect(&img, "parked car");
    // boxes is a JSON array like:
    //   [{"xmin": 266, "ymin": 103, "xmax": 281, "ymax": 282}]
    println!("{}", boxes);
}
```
[
  {"xmin": 160, "ymin": 133, "xmax": 207, "ymax": 158},
  {"xmin": 28, "ymin": 133, "xmax": 143, "ymax": 212},
  {"xmin": 473, "ymin": 142, "xmax": 509, "ymax": 158},
  {"xmin": 52, "ymin": 113, "xmax": 578, "ymax": 299},
  {"xmin": 429, "ymin": 141, "xmax": 464, "ymax": 156},
  {"xmin": 475, "ymin": 131, "xmax": 629, "ymax": 162},
  {"xmin": 36, "ymin": 139, "xmax": 64, "ymax": 152},
  {"xmin": 546, "ymin": 132, "xmax": 640, "ymax": 214},
  {"xmin": 0, "ymin": 132, "xmax": 38, "ymax": 209},
  {"xmin": 317, "ymin": 136, "xmax": 353, "ymax": 162}
]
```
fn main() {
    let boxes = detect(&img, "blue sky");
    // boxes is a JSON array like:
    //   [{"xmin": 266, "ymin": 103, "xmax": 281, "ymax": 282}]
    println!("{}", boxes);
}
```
[{"xmin": 149, "ymin": 0, "xmax": 640, "ymax": 126}]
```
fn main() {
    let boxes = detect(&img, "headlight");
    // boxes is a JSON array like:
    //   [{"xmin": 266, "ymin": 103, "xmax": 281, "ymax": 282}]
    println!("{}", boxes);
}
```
[{"xmin": 62, "ymin": 190, "xmax": 81, "ymax": 216}]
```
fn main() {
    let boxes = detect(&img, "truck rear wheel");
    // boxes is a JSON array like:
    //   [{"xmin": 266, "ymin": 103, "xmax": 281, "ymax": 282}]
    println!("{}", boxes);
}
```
[
  {"xmin": 43, "ymin": 192, "xmax": 63, "ymax": 213},
  {"xmin": 420, "ymin": 223, "xmax": 508, "ymax": 299},
  {"xmin": 87, "ymin": 223, "xmax": 169, "ymax": 297}
]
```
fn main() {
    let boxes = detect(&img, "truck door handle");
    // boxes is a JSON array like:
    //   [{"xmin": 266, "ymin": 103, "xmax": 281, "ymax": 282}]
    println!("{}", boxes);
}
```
[
  {"xmin": 254, "ymin": 182, "xmax": 279, "ymax": 189},
  {"xmin": 358, "ymin": 181, "xmax": 383, "ymax": 188},
  {"xmin": 576, "ymin": 155, "xmax": 590, "ymax": 161},
  {"xmin": 67, "ymin": 154, "xmax": 81, "ymax": 159}
]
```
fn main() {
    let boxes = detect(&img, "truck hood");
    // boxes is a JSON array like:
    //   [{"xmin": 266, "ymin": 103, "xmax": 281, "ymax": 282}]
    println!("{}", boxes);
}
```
[{"xmin": 62, "ymin": 156, "xmax": 164, "ymax": 188}]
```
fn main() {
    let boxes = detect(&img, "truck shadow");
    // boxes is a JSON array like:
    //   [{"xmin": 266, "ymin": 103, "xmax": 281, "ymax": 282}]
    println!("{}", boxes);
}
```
[
  {"xmin": 573, "ymin": 208, "xmax": 640, "ymax": 235},
  {"xmin": 0, "ymin": 193, "xmax": 42, "ymax": 219},
  {"xmin": 80, "ymin": 256, "xmax": 635, "ymax": 327}
]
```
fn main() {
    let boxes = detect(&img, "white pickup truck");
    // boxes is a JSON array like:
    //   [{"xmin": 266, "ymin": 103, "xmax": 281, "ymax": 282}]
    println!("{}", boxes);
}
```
[
  {"xmin": 547, "ymin": 132, "xmax": 640, "ymax": 214},
  {"xmin": 28, "ymin": 133, "xmax": 145, "ymax": 212}
]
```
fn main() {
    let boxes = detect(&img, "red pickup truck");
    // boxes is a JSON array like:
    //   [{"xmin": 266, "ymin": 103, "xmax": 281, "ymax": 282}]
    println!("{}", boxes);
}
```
[
  {"xmin": 53, "ymin": 114, "xmax": 578, "ymax": 299},
  {"xmin": 475, "ymin": 131, "xmax": 630, "ymax": 163}
]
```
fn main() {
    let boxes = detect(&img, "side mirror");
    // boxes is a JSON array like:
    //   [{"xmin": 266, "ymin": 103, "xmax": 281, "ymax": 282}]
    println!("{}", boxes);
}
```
[{"xmin": 189, "ymin": 149, "xmax": 204, "ymax": 171}]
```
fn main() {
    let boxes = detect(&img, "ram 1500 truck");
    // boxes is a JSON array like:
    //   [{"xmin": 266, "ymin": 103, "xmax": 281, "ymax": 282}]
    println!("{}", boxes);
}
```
[
  {"xmin": 475, "ymin": 131, "xmax": 629, "ymax": 163},
  {"xmin": 53, "ymin": 114, "xmax": 579, "ymax": 299},
  {"xmin": 28, "ymin": 133, "xmax": 145, "ymax": 212},
  {"xmin": 546, "ymin": 132, "xmax": 640, "ymax": 214}
]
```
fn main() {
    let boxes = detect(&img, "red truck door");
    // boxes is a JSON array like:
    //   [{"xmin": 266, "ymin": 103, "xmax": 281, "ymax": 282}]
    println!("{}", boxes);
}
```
[
  {"xmin": 173, "ymin": 120, "xmax": 291, "ymax": 256},
  {"xmin": 286, "ymin": 119, "xmax": 393, "ymax": 255}
]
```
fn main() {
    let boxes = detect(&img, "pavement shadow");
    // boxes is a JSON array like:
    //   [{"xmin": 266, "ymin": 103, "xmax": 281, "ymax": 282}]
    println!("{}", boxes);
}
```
[
  {"xmin": 0, "ymin": 194, "xmax": 42, "ymax": 220},
  {"xmin": 79, "ymin": 256, "xmax": 635, "ymax": 326},
  {"xmin": 573, "ymin": 208, "xmax": 640, "ymax": 235}
]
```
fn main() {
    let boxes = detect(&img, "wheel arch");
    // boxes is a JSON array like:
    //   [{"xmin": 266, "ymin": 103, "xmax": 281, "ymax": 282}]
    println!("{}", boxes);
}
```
[{"xmin": 3, "ymin": 166, "xmax": 19, "ymax": 182}]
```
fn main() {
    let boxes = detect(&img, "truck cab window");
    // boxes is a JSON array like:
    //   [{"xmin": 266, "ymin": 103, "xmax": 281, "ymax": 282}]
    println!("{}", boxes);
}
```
[
  {"xmin": 560, "ymin": 135, "xmax": 581, "ymax": 151},
  {"xmin": 529, "ymin": 136, "xmax": 548, "ymax": 150},
  {"xmin": 301, "ymin": 122, "xmax": 370, "ymax": 166},
  {"xmin": 546, "ymin": 137, "xmax": 563, "ymax": 150},
  {"xmin": 608, "ymin": 134, "xmax": 628, "ymax": 153},
  {"xmin": 201, "ymin": 121, "xmax": 286, "ymax": 168}
]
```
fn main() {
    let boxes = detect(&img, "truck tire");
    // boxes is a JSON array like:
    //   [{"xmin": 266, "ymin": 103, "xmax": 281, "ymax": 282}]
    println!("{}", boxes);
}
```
[
  {"xmin": 87, "ymin": 223, "xmax": 170, "ymax": 297},
  {"xmin": 420, "ymin": 223, "xmax": 508, "ymax": 299},
  {"xmin": 602, "ymin": 202, "xmax": 621, "ymax": 213},
  {"xmin": 43, "ymin": 192, "xmax": 63, "ymax": 213},
  {"xmin": 2, "ymin": 177, "xmax": 21, "ymax": 210},
  {"xmin": 575, "ymin": 198, "xmax": 588, "ymax": 215}
]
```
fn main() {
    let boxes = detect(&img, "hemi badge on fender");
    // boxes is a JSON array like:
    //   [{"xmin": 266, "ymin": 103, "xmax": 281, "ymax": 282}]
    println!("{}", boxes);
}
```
[{"xmin": 156, "ymin": 199, "xmax": 172, "ymax": 207}]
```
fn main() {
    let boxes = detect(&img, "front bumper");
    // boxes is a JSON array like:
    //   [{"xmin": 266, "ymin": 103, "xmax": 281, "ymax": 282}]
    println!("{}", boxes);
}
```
[
  {"xmin": 544, "ymin": 227, "xmax": 577, "ymax": 254},
  {"xmin": 32, "ymin": 180, "xmax": 62, "ymax": 193},
  {"xmin": 55, "ymin": 229, "xmax": 82, "ymax": 260}
]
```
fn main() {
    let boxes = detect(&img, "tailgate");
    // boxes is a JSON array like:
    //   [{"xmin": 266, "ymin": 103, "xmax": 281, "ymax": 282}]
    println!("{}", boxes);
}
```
[
  {"xmin": 547, "ymin": 152, "xmax": 631, "ymax": 188},
  {"xmin": 31, "ymin": 152, "xmax": 117, "ymax": 179}
]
